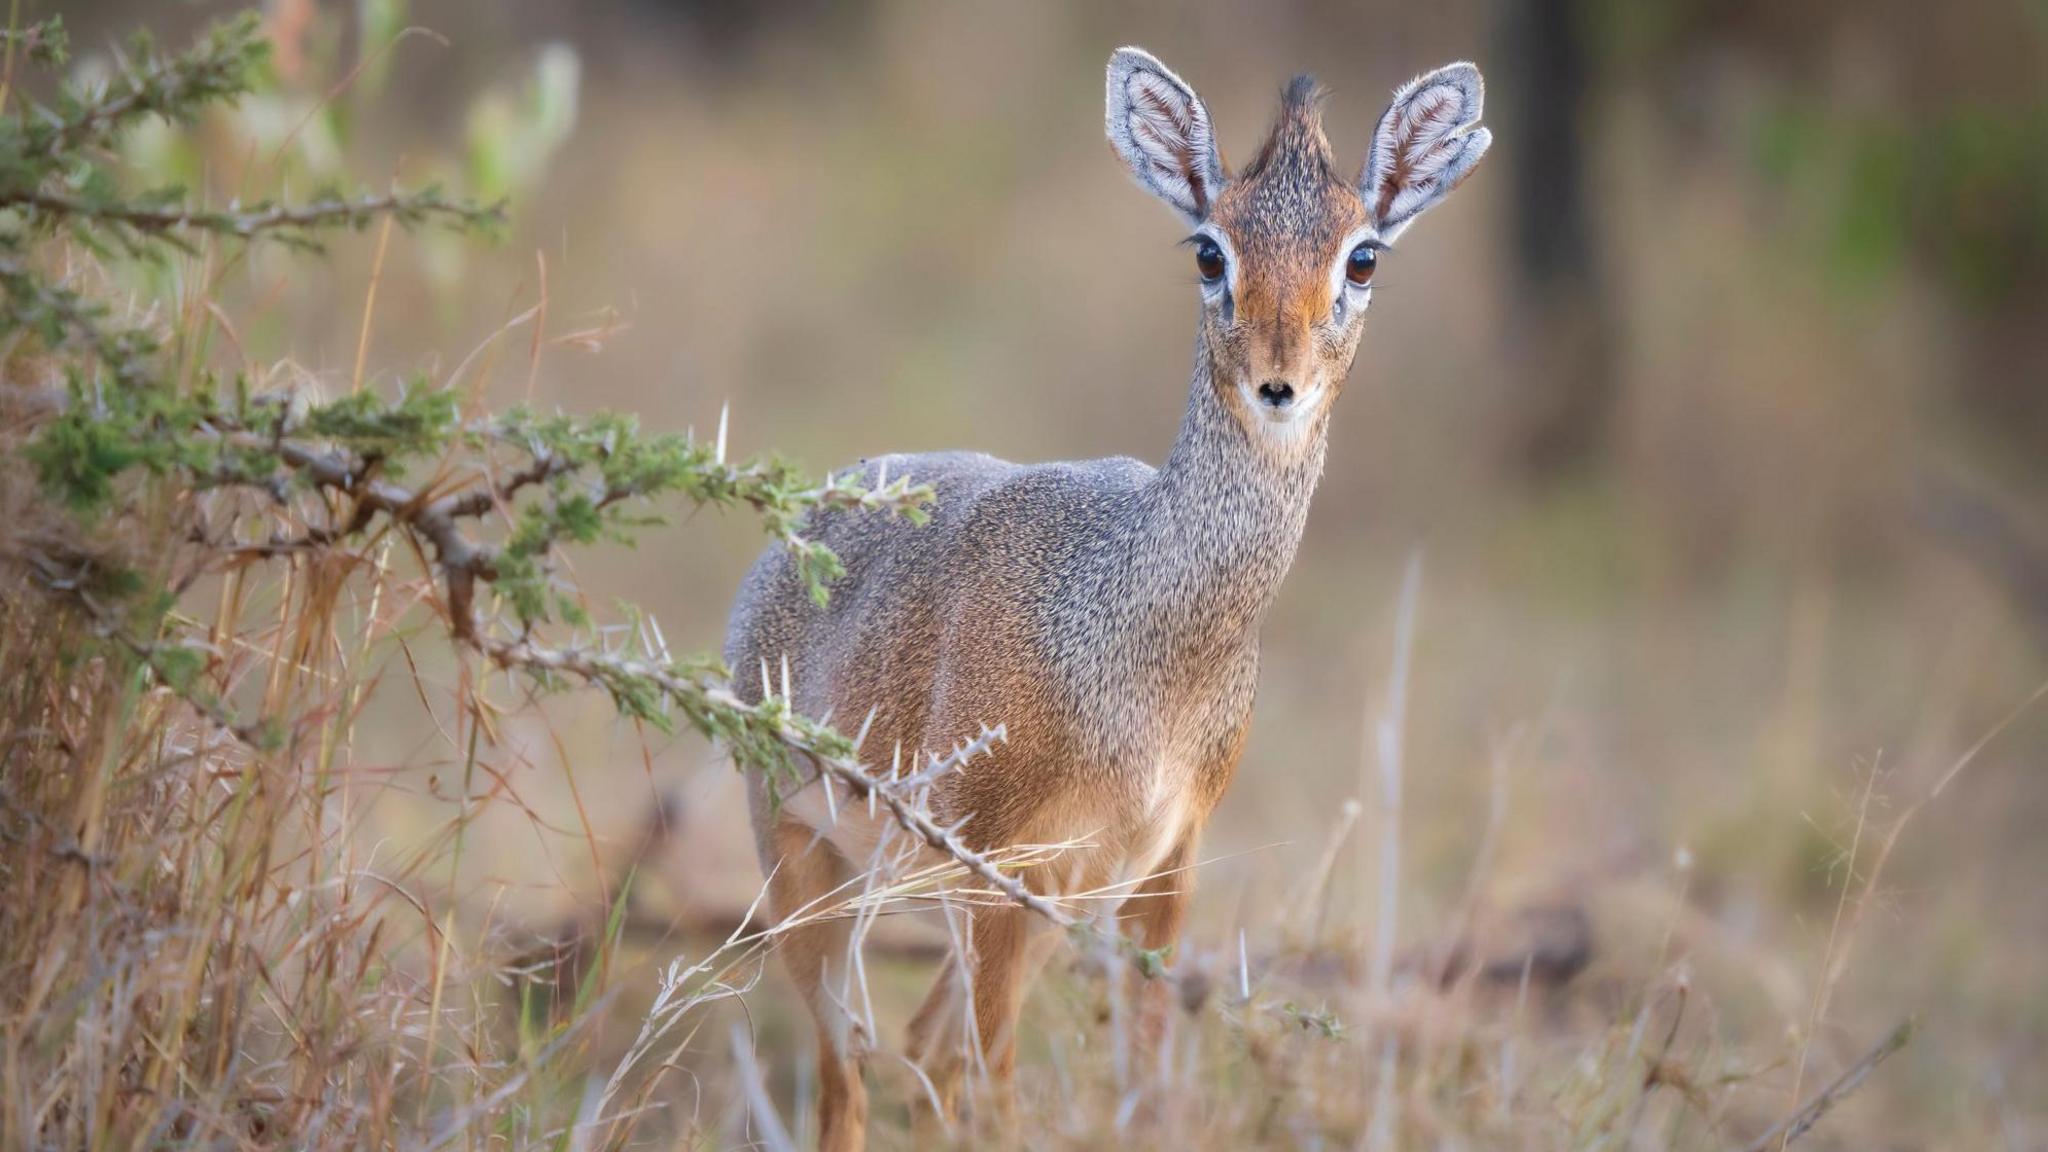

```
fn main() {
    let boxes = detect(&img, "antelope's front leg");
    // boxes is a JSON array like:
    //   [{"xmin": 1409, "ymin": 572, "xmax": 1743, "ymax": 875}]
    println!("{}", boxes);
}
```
[{"xmin": 1117, "ymin": 836, "xmax": 1197, "ymax": 1055}]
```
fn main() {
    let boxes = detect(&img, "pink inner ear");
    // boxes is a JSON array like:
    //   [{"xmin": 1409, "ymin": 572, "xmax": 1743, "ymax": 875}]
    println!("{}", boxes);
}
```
[
  {"xmin": 1375, "ymin": 85, "xmax": 1470, "ymax": 221},
  {"xmin": 1126, "ymin": 73, "xmax": 1210, "ymax": 214}
]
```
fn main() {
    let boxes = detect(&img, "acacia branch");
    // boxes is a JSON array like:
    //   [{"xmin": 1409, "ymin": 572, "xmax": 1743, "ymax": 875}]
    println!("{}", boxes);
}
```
[
  {"xmin": 10, "ymin": 188, "xmax": 504, "ymax": 243},
  {"xmin": 29, "ymin": 13, "xmax": 259, "ymax": 160},
  {"xmin": 795, "ymin": 726, "xmax": 1075, "ymax": 925},
  {"xmin": 485, "ymin": 636, "xmax": 1076, "ymax": 928}
]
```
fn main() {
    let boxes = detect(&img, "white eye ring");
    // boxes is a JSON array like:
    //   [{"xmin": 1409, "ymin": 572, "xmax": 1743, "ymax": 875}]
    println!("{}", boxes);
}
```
[
  {"xmin": 1328, "ymin": 228, "xmax": 1385, "ymax": 315},
  {"xmin": 1190, "ymin": 228, "xmax": 1239, "ymax": 301}
]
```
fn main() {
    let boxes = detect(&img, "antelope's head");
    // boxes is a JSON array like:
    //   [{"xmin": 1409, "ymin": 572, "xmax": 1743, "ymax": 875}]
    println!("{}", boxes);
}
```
[{"xmin": 1107, "ymin": 48, "xmax": 1490, "ymax": 446}]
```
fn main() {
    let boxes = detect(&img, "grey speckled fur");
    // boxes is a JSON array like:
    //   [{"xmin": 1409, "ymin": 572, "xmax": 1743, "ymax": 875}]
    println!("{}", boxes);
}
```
[{"xmin": 728, "ymin": 345, "xmax": 1319, "ymax": 854}]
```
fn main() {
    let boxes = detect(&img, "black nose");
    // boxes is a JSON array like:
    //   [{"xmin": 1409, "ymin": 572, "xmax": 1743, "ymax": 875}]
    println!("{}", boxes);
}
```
[{"xmin": 1256, "ymin": 380, "xmax": 1296, "ymax": 408}]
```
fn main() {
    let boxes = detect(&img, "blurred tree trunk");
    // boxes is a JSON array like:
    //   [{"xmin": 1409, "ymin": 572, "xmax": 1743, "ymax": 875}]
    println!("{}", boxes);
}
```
[{"xmin": 1494, "ymin": 0, "xmax": 1614, "ymax": 481}]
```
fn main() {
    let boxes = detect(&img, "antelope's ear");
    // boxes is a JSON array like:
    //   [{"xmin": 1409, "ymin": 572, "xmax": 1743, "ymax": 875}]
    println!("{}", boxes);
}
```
[
  {"xmin": 1106, "ymin": 47, "xmax": 1226, "ymax": 224},
  {"xmin": 1360, "ymin": 62, "xmax": 1491, "ymax": 242}
]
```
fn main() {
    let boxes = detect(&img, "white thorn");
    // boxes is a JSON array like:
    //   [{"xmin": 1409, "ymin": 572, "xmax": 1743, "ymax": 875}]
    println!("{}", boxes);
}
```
[
  {"xmin": 779, "ymin": 653, "xmax": 792, "ymax": 703},
  {"xmin": 854, "ymin": 706, "xmax": 879, "ymax": 752},
  {"xmin": 715, "ymin": 401, "xmax": 729, "ymax": 465},
  {"xmin": 758, "ymin": 657, "xmax": 773, "ymax": 702},
  {"xmin": 1239, "ymin": 929, "xmax": 1251, "ymax": 1002}
]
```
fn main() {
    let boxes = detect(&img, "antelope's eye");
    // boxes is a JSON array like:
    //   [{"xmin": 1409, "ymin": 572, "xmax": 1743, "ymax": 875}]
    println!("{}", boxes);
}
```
[
  {"xmin": 1346, "ymin": 243, "xmax": 1377, "ymax": 286},
  {"xmin": 1195, "ymin": 238, "xmax": 1225, "ymax": 283}
]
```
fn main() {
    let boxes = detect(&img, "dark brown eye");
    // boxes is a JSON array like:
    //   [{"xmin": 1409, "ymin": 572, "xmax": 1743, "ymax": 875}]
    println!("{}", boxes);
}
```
[
  {"xmin": 1346, "ymin": 242, "xmax": 1377, "ymax": 286},
  {"xmin": 1194, "ymin": 238, "xmax": 1225, "ymax": 282}
]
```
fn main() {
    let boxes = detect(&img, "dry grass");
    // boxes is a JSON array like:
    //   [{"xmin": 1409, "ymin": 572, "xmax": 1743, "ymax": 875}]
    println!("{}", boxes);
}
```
[{"xmin": 0, "ymin": 456, "xmax": 1956, "ymax": 1148}]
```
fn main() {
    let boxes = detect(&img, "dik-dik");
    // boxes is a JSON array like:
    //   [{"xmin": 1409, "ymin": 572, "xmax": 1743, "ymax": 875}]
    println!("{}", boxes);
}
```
[{"xmin": 727, "ymin": 47, "xmax": 1490, "ymax": 1149}]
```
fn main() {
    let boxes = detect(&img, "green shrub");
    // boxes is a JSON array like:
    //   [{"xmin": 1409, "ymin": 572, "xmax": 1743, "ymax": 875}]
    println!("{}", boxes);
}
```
[{"xmin": 0, "ymin": 10, "xmax": 925, "ymax": 1146}]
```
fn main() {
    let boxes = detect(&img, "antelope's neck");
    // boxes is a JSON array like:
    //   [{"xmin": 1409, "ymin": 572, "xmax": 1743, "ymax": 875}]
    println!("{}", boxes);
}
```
[{"xmin": 1126, "ymin": 355, "xmax": 1329, "ymax": 647}]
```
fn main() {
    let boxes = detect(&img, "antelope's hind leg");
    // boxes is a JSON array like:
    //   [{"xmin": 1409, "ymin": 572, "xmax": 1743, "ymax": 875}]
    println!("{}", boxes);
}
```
[
  {"xmin": 904, "ymin": 952, "xmax": 967, "ymax": 1137},
  {"xmin": 906, "ymin": 901, "xmax": 1061, "ymax": 1144},
  {"xmin": 766, "ymin": 818, "xmax": 870, "ymax": 1152}
]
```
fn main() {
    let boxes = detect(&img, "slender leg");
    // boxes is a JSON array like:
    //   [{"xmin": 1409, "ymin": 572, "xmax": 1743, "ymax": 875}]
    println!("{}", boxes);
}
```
[
  {"xmin": 1117, "ymin": 837, "xmax": 1195, "ymax": 1054},
  {"xmin": 905, "ymin": 954, "xmax": 961, "ymax": 1062},
  {"xmin": 961, "ymin": 903, "xmax": 1039, "ymax": 1142},
  {"xmin": 766, "ymin": 819, "xmax": 868, "ymax": 1152},
  {"xmin": 907, "ymin": 894, "xmax": 1064, "ymax": 1127},
  {"xmin": 905, "ymin": 953, "xmax": 966, "ymax": 1131}
]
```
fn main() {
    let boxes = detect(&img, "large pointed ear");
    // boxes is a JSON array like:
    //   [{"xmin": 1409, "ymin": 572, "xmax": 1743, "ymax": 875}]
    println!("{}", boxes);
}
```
[
  {"xmin": 1360, "ymin": 62, "xmax": 1491, "ymax": 242},
  {"xmin": 1106, "ymin": 47, "xmax": 1226, "ymax": 224}
]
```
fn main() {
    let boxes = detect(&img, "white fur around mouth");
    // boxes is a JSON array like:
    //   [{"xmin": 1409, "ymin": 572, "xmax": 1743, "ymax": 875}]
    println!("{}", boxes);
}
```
[{"xmin": 1242, "ymin": 383, "xmax": 1320, "ymax": 428}]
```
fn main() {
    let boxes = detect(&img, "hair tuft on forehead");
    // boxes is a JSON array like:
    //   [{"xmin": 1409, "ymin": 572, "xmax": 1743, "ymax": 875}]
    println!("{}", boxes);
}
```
[
  {"xmin": 1282, "ymin": 73, "xmax": 1324, "ymax": 115},
  {"xmin": 1241, "ymin": 74, "xmax": 1334, "ymax": 183}
]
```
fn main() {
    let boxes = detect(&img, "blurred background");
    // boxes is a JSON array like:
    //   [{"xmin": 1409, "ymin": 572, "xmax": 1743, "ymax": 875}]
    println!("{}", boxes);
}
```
[{"xmin": 55, "ymin": 0, "xmax": 2048, "ymax": 1144}]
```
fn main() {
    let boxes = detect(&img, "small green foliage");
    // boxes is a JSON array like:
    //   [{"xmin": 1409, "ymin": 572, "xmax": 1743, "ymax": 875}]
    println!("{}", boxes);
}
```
[
  {"xmin": 26, "ymin": 374, "xmax": 211, "ymax": 512},
  {"xmin": 1131, "ymin": 943, "xmax": 1175, "ymax": 981},
  {"xmin": 1, "ymin": 15, "xmax": 69, "ymax": 68},
  {"xmin": 21, "ymin": 13, "xmax": 265, "ymax": 157},
  {"xmin": 1280, "ymin": 1002, "xmax": 1345, "ymax": 1041},
  {"xmin": 303, "ymin": 385, "xmax": 462, "ymax": 461},
  {"xmin": 146, "ymin": 642, "xmax": 206, "ymax": 695},
  {"xmin": 482, "ymin": 406, "xmax": 932, "ymax": 617}
]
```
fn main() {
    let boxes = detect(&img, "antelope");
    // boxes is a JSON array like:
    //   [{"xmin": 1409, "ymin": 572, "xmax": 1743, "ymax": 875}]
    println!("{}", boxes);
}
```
[{"xmin": 727, "ymin": 47, "xmax": 1490, "ymax": 1150}]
